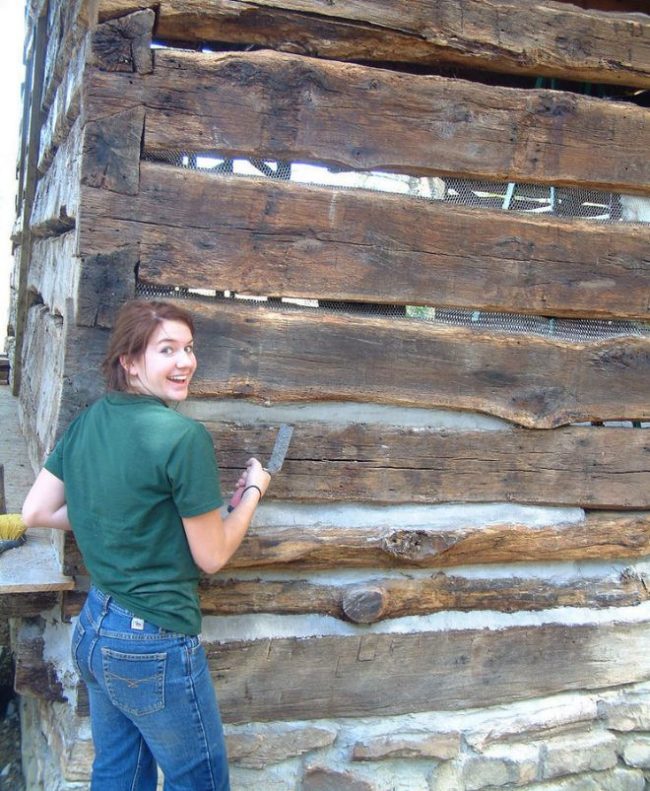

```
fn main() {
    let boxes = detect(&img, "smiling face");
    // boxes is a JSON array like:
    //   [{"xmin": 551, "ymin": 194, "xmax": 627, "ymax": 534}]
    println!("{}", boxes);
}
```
[{"xmin": 122, "ymin": 320, "xmax": 197, "ymax": 402}]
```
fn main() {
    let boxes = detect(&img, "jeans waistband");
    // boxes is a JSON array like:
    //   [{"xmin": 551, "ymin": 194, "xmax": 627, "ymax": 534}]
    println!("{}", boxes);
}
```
[
  {"xmin": 86, "ymin": 586, "xmax": 193, "ymax": 639},
  {"xmin": 88, "ymin": 585, "xmax": 136, "ymax": 616}
]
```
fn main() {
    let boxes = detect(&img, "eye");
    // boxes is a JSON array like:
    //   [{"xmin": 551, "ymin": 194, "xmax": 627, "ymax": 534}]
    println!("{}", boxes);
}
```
[
  {"xmin": 160, "ymin": 346, "xmax": 174, "ymax": 355},
  {"xmin": 185, "ymin": 345, "xmax": 195, "ymax": 355}
]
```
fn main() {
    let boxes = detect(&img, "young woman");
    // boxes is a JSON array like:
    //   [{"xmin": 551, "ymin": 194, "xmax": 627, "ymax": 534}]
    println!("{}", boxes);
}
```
[{"xmin": 22, "ymin": 299, "xmax": 269, "ymax": 791}]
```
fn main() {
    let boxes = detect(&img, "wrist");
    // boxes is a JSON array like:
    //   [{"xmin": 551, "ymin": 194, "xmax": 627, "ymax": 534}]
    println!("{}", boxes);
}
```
[{"xmin": 242, "ymin": 484, "xmax": 263, "ymax": 504}]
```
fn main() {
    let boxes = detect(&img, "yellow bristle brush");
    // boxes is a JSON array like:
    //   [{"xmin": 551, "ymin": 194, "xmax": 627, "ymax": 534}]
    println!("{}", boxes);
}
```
[{"xmin": 0, "ymin": 514, "xmax": 27, "ymax": 541}]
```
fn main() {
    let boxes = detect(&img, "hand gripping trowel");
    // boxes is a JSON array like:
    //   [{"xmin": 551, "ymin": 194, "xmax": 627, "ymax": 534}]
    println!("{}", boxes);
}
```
[{"xmin": 227, "ymin": 424, "xmax": 294, "ymax": 512}]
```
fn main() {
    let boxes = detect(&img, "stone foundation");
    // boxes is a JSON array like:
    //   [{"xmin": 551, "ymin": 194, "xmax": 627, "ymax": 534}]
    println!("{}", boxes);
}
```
[{"xmin": 19, "ymin": 682, "xmax": 650, "ymax": 790}]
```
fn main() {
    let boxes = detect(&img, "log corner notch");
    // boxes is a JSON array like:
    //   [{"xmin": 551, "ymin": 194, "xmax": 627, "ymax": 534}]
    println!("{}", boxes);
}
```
[
  {"xmin": 81, "ymin": 105, "xmax": 145, "ymax": 196},
  {"xmin": 88, "ymin": 9, "xmax": 154, "ymax": 74},
  {"xmin": 76, "ymin": 246, "xmax": 138, "ymax": 328},
  {"xmin": 80, "ymin": 10, "xmax": 154, "ymax": 195}
]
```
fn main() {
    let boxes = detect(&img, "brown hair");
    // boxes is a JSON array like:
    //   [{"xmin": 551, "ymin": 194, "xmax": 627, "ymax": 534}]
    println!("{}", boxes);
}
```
[{"xmin": 102, "ymin": 300, "xmax": 196, "ymax": 392}]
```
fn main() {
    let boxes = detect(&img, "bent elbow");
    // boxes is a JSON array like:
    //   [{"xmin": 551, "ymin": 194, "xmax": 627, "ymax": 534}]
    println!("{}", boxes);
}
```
[
  {"xmin": 22, "ymin": 503, "xmax": 41, "ymax": 528},
  {"xmin": 197, "ymin": 556, "xmax": 227, "ymax": 575}
]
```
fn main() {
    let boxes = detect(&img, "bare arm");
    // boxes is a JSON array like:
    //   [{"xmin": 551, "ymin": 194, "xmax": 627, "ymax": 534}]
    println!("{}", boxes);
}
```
[
  {"xmin": 182, "ymin": 458, "xmax": 271, "ymax": 574},
  {"xmin": 22, "ymin": 468, "xmax": 72, "ymax": 531}
]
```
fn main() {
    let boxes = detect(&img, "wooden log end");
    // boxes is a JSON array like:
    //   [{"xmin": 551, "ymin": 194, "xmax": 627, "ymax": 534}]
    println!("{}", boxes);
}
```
[
  {"xmin": 342, "ymin": 586, "xmax": 387, "ymax": 624},
  {"xmin": 81, "ymin": 107, "xmax": 144, "ymax": 195},
  {"xmin": 90, "ymin": 9, "xmax": 154, "ymax": 73}
]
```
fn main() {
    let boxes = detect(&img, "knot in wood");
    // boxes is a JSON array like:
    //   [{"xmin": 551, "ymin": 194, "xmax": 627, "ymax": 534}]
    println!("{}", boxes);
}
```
[{"xmin": 382, "ymin": 530, "xmax": 450, "ymax": 563}]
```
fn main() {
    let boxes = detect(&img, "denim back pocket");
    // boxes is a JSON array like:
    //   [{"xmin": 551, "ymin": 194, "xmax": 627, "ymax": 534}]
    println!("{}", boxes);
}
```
[
  {"xmin": 101, "ymin": 648, "xmax": 167, "ymax": 716},
  {"xmin": 71, "ymin": 620, "xmax": 87, "ymax": 679}
]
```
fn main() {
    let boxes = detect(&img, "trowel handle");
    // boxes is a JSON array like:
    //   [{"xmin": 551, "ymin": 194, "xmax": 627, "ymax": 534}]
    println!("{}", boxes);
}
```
[{"xmin": 227, "ymin": 486, "xmax": 245, "ymax": 513}]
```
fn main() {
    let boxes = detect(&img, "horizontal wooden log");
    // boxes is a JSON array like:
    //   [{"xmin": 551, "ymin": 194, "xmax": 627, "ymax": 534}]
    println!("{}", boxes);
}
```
[
  {"xmin": 72, "ymin": 618, "xmax": 650, "ymax": 721},
  {"xmin": 230, "ymin": 512, "xmax": 650, "ymax": 569},
  {"xmin": 212, "ymin": 422, "xmax": 650, "ymax": 507},
  {"xmin": 30, "ymin": 114, "xmax": 82, "ymax": 237},
  {"xmin": 83, "ymin": 49, "xmax": 650, "ymax": 193},
  {"xmin": 205, "ymin": 620, "xmax": 650, "ymax": 722},
  {"xmin": 0, "ymin": 591, "xmax": 60, "ymax": 619},
  {"xmin": 205, "ymin": 570, "xmax": 650, "ymax": 623},
  {"xmin": 42, "ymin": 0, "xmax": 93, "ymax": 111},
  {"xmin": 80, "ymin": 163, "xmax": 650, "ymax": 320},
  {"xmin": 38, "ymin": 32, "xmax": 86, "ymax": 173},
  {"xmin": 97, "ymin": 0, "xmax": 650, "ymax": 88},
  {"xmin": 20, "ymin": 305, "xmax": 67, "ymax": 463},
  {"xmin": 63, "ymin": 507, "xmax": 650, "ymax": 578},
  {"xmin": 62, "ymin": 569, "xmax": 650, "ymax": 623},
  {"xmin": 140, "ymin": 299, "xmax": 650, "ymax": 429},
  {"xmin": 29, "ymin": 232, "xmax": 79, "ymax": 319}
]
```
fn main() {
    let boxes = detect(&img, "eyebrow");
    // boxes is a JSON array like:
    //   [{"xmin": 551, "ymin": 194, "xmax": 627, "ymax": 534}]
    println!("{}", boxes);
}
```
[{"xmin": 155, "ymin": 337, "xmax": 194, "ymax": 345}]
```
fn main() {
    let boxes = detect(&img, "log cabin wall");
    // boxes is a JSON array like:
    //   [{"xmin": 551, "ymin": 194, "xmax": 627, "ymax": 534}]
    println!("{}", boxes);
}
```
[{"xmin": 7, "ymin": 1, "xmax": 650, "ymax": 789}]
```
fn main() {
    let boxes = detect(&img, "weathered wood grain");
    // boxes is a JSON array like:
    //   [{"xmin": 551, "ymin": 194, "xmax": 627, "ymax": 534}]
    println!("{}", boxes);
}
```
[
  {"xmin": 38, "ymin": 33, "xmax": 86, "ymax": 173},
  {"xmin": 556, "ymin": 1, "xmax": 647, "ymax": 10},
  {"xmin": 29, "ymin": 232, "xmax": 79, "ymax": 319},
  {"xmin": 62, "ymin": 570, "xmax": 650, "ymax": 623},
  {"xmin": 62, "ymin": 512, "xmax": 650, "ymax": 576},
  {"xmin": 83, "ymin": 49, "xmax": 650, "ymax": 193},
  {"xmin": 39, "ymin": 9, "xmax": 153, "ymax": 173},
  {"xmin": 215, "ymin": 422, "xmax": 650, "ymax": 507},
  {"xmin": 12, "ymin": 8, "xmax": 49, "ymax": 397},
  {"xmin": 56, "ymin": 322, "xmax": 115, "ymax": 437},
  {"xmin": 203, "ymin": 571, "xmax": 650, "ymax": 623},
  {"xmin": 30, "ymin": 115, "xmax": 82, "ymax": 237},
  {"xmin": 97, "ymin": 0, "xmax": 650, "ymax": 88},
  {"xmin": 0, "ymin": 591, "xmax": 60, "ymax": 619},
  {"xmin": 80, "ymin": 163, "xmax": 650, "ymax": 320},
  {"xmin": 233, "ymin": 512, "xmax": 650, "ymax": 569},
  {"xmin": 71, "ymin": 618, "xmax": 650, "ymax": 721},
  {"xmin": 124, "ymin": 299, "xmax": 650, "ymax": 429},
  {"xmin": 204, "ymin": 620, "xmax": 650, "ymax": 722},
  {"xmin": 27, "ymin": 0, "xmax": 48, "ymax": 21},
  {"xmin": 20, "ymin": 306, "xmax": 66, "ymax": 463},
  {"xmin": 13, "ymin": 618, "xmax": 65, "ymax": 703},
  {"xmin": 80, "ymin": 106, "xmax": 144, "ymax": 195},
  {"xmin": 42, "ymin": 0, "xmax": 94, "ymax": 111},
  {"xmin": 89, "ymin": 9, "xmax": 154, "ymax": 73},
  {"xmin": 76, "ymin": 246, "xmax": 139, "ymax": 328}
]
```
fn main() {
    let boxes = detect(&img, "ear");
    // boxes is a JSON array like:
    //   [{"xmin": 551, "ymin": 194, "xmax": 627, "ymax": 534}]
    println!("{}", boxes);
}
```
[{"xmin": 119, "ymin": 354, "xmax": 137, "ymax": 377}]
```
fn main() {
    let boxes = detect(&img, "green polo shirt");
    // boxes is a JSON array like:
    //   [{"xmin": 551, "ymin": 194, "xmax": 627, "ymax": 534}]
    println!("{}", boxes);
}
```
[{"xmin": 45, "ymin": 392, "xmax": 223, "ymax": 634}]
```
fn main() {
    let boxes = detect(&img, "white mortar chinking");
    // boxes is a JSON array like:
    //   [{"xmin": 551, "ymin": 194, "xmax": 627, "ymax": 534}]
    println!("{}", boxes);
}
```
[
  {"xmin": 200, "ymin": 599, "xmax": 650, "ymax": 644},
  {"xmin": 41, "ymin": 604, "xmax": 80, "ymax": 711},
  {"xmin": 181, "ymin": 399, "xmax": 512, "ymax": 431}
]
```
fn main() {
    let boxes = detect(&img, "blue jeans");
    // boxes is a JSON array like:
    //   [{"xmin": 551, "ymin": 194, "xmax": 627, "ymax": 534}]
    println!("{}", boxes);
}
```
[{"xmin": 72, "ymin": 587, "xmax": 230, "ymax": 791}]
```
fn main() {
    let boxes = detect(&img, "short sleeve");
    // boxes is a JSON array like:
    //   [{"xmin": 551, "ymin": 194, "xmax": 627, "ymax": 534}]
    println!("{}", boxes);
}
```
[
  {"xmin": 166, "ymin": 421, "xmax": 223, "ymax": 517},
  {"xmin": 43, "ymin": 435, "xmax": 65, "ymax": 481}
]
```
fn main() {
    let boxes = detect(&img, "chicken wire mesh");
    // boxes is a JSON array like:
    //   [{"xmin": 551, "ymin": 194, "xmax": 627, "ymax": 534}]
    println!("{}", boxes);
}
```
[{"xmin": 139, "ymin": 152, "xmax": 650, "ymax": 342}]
